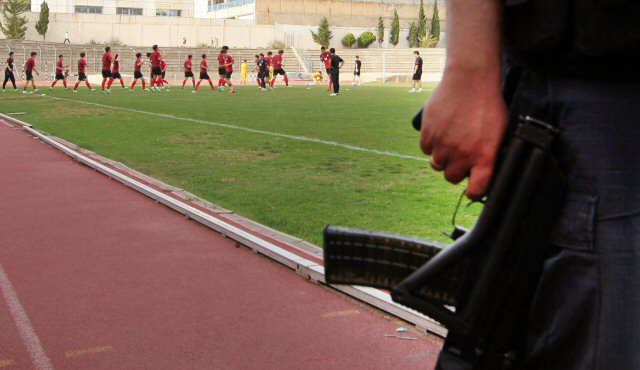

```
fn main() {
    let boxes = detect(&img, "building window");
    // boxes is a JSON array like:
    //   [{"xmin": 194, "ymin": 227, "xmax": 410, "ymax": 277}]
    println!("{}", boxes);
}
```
[
  {"xmin": 207, "ymin": 0, "xmax": 254, "ymax": 13},
  {"xmin": 75, "ymin": 5, "xmax": 103, "ymax": 13},
  {"xmin": 156, "ymin": 9, "xmax": 181, "ymax": 16},
  {"xmin": 117, "ymin": 7, "xmax": 143, "ymax": 15},
  {"xmin": 207, "ymin": 0, "xmax": 225, "ymax": 12}
]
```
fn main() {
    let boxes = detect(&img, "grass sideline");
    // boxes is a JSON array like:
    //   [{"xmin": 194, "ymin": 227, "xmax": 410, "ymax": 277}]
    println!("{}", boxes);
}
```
[{"xmin": 0, "ymin": 83, "xmax": 479, "ymax": 246}]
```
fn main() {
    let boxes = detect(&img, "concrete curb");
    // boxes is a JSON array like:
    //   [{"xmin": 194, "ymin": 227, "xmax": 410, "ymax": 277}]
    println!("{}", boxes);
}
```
[{"xmin": 1, "ymin": 113, "xmax": 447, "ymax": 338}]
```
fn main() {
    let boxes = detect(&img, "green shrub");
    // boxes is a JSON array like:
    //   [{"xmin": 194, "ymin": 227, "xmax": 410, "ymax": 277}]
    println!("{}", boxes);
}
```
[
  {"xmin": 109, "ymin": 37, "xmax": 122, "ymax": 46},
  {"xmin": 357, "ymin": 31, "xmax": 376, "ymax": 49},
  {"xmin": 341, "ymin": 33, "xmax": 356, "ymax": 48},
  {"xmin": 267, "ymin": 40, "xmax": 286, "ymax": 50}
]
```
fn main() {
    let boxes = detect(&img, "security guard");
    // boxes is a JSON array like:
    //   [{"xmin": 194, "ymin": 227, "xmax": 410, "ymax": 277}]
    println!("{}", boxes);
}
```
[{"xmin": 420, "ymin": 1, "xmax": 640, "ymax": 369}]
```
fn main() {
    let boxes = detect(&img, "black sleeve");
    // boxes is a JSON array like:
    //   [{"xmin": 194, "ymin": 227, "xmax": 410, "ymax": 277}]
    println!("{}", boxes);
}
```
[{"xmin": 338, "ymin": 56, "xmax": 344, "ymax": 63}]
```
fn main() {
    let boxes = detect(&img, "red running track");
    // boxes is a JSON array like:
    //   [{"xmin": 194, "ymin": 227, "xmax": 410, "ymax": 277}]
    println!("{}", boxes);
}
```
[{"xmin": 0, "ymin": 122, "xmax": 441, "ymax": 369}]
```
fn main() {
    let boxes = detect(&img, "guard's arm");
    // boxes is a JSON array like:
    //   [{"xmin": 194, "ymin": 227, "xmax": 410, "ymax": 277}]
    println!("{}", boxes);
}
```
[{"xmin": 420, "ymin": 0, "xmax": 506, "ymax": 200}]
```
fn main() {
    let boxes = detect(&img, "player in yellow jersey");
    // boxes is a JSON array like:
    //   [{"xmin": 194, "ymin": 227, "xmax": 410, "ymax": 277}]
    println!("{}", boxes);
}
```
[
  {"xmin": 312, "ymin": 70, "xmax": 323, "ymax": 86},
  {"xmin": 241, "ymin": 59, "xmax": 248, "ymax": 84}
]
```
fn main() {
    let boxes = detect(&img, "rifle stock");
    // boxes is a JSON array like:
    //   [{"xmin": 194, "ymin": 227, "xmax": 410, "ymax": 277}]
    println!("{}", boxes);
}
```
[{"xmin": 324, "ymin": 115, "xmax": 565, "ymax": 369}]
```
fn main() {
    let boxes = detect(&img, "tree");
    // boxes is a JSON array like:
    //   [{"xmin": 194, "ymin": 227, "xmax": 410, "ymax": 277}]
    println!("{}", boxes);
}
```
[
  {"xmin": 377, "ymin": 17, "xmax": 385, "ymax": 47},
  {"xmin": 341, "ymin": 33, "xmax": 356, "ymax": 48},
  {"xmin": 35, "ymin": 1, "xmax": 49, "ymax": 41},
  {"xmin": 0, "ymin": 0, "xmax": 28, "ymax": 40},
  {"xmin": 311, "ymin": 17, "xmax": 333, "ymax": 48},
  {"xmin": 407, "ymin": 22, "xmax": 418, "ymax": 48},
  {"xmin": 357, "ymin": 31, "xmax": 377, "ymax": 49},
  {"xmin": 390, "ymin": 9, "xmax": 400, "ymax": 47},
  {"xmin": 430, "ymin": 0, "xmax": 441, "ymax": 43},
  {"xmin": 417, "ymin": 0, "xmax": 427, "ymax": 44}
]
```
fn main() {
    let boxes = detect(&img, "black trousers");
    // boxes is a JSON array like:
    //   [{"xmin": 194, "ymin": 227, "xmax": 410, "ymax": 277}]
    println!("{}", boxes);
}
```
[
  {"xmin": 330, "ymin": 70, "xmax": 340, "ymax": 93},
  {"xmin": 508, "ymin": 63, "xmax": 640, "ymax": 369},
  {"xmin": 435, "ymin": 62, "xmax": 640, "ymax": 370},
  {"xmin": 3, "ymin": 70, "xmax": 15, "ymax": 89}
]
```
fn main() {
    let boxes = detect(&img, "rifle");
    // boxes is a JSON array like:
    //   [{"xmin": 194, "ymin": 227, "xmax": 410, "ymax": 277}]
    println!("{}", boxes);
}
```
[{"xmin": 323, "ymin": 112, "xmax": 565, "ymax": 369}]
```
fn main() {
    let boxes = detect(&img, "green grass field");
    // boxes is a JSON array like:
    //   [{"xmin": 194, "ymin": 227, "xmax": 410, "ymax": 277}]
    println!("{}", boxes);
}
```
[{"xmin": 1, "ymin": 83, "xmax": 479, "ymax": 246}]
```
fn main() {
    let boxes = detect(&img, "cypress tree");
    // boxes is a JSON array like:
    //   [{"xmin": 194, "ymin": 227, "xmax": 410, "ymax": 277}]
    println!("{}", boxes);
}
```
[
  {"xmin": 407, "ymin": 22, "xmax": 418, "ymax": 48},
  {"xmin": 390, "ymin": 9, "xmax": 400, "ymax": 47},
  {"xmin": 430, "ymin": 0, "xmax": 441, "ymax": 42},
  {"xmin": 35, "ymin": 1, "xmax": 49, "ymax": 41},
  {"xmin": 417, "ymin": 0, "xmax": 427, "ymax": 43},
  {"xmin": 311, "ymin": 17, "xmax": 333, "ymax": 48},
  {"xmin": 377, "ymin": 17, "xmax": 385, "ymax": 46}
]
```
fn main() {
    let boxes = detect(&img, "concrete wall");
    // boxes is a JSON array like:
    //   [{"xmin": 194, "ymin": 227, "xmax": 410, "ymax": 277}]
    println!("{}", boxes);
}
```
[
  {"xmin": 22, "ymin": 12, "xmax": 278, "ymax": 47},
  {"xmin": 256, "ymin": 0, "xmax": 446, "ymax": 29},
  {"xmin": 21, "ymin": 11, "xmax": 443, "ymax": 50},
  {"xmin": 278, "ymin": 23, "xmax": 445, "ymax": 50}
]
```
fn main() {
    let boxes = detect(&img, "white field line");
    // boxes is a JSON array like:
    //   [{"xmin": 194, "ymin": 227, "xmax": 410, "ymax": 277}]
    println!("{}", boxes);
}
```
[
  {"xmin": 41, "ymin": 95, "xmax": 427, "ymax": 162},
  {"xmin": 0, "ymin": 263, "xmax": 53, "ymax": 370}
]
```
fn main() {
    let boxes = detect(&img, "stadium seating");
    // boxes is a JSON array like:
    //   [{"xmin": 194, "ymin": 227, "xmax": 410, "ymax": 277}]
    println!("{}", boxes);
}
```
[
  {"xmin": 300, "ymin": 48, "xmax": 445, "ymax": 82},
  {"xmin": 0, "ymin": 40, "xmax": 446, "ymax": 83}
]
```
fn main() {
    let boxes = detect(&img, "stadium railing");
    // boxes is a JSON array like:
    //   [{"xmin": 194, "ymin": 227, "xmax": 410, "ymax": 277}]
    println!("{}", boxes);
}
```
[
  {"xmin": 300, "ymin": 48, "xmax": 445, "ymax": 83},
  {"xmin": 0, "ymin": 40, "xmax": 445, "ymax": 84}
]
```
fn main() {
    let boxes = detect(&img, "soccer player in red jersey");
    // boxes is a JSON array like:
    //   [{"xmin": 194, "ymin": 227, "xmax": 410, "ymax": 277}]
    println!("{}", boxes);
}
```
[
  {"xmin": 22, "ymin": 52, "xmax": 39, "ymax": 94},
  {"xmin": 222, "ymin": 49, "xmax": 235, "ymax": 94},
  {"xmin": 182, "ymin": 54, "xmax": 195, "ymax": 90},
  {"xmin": 130, "ymin": 53, "xmax": 147, "ymax": 91},
  {"xmin": 150, "ymin": 45, "xmax": 164, "ymax": 91},
  {"xmin": 73, "ymin": 52, "xmax": 93, "ymax": 93},
  {"xmin": 195, "ymin": 54, "xmax": 215, "ymax": 91},
  {"xmin": 270, "ymin": 49, "xmax": 289, "ymax": 88},
  {"xmin": 107, "ymin": 54, "xmax": 125, "ymax": 89},
  {"xmin": 101, "ymin": 46, "xmax": 113, "ymax": 93},
  {"xmin": 217, "ymin": 45, "xmax": 228, "ymax": 90},
  {"xmin": 320, "ymin": 46, "xmax": 333, "ymax": 92},
  {"xmin": 160, "ymin": 59, "xmax": 170, "ymax": 87},
  {"xmin": 50, "ymin": 54, "xmax": 69, "ymax": 90}
]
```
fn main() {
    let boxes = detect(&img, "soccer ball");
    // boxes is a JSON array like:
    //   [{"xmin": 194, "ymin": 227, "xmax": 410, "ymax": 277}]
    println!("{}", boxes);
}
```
[{"xmin": 41, "ymin": 93, "xmax": 46, "ymax": 96}]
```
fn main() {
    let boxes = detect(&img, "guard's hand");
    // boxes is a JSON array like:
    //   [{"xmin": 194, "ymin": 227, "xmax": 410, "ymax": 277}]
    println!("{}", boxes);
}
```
[{"xmin": 420, "ymin": 70, "xmax": 507, "ymax": 200}]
